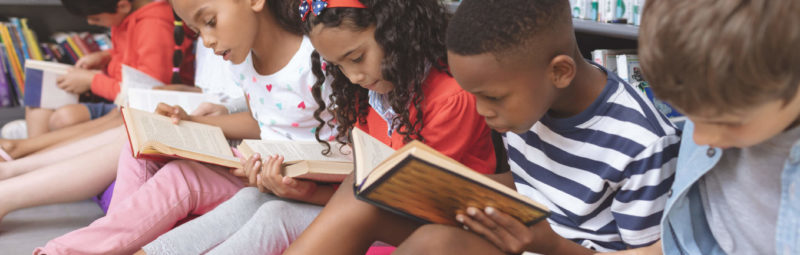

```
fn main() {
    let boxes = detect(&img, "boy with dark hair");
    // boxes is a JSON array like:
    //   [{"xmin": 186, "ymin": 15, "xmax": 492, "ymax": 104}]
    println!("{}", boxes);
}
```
[
  {"xmin": 635, "ymin": 0, "xmax": 800, "ymax": 254},
  {"xmin": 17, "ymin": 0, "xmax": 192, "ymax": 138},
  {"xmin": 286, "ymin": 0, "xmax": 679, "ymax": 254}
]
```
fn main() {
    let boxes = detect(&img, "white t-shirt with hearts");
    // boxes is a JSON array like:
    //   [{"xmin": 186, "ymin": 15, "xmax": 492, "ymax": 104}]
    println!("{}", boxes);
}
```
[{"xmin": 229, "ymin": 37, "xmax": 334, "ymax": 141}]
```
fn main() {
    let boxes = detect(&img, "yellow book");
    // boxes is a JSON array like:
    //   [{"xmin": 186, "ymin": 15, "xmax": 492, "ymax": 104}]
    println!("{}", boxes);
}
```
[
  {"xmin": 237, "ymin": 139, "xmax": 353, "ymax": 183},
  {"xmin": 351, "ymin": 127, "xmax": 550, "ymax": 226},
  {"xmin": 20, "ymin": 19, "xmax": 43, "ymax": 60},
  {"xmin": 0, "ymin": 23, "xmax": 25, "ymax": 93},
  {"xmin": 64, "ymin": 35, "xmax": 84, "ymax": 58},
  {"xmin": 120, "ymin": 107, "xmax": 241, "ymax": 168}
]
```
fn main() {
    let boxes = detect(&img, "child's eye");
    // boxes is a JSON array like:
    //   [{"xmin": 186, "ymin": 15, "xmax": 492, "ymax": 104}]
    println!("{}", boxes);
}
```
[
  {"xmin": 352, "ymin": 54, "xmax": 364, "ymax": 63},
  {"xmin": 206, "ymin": 17, "xmax": 216, "ymax": 27}
]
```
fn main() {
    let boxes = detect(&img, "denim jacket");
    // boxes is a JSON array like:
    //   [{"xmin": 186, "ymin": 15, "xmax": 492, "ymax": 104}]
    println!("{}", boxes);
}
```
[{"xmin": 661, "ymin": 121, "xmax": 800, "ymax": 254}]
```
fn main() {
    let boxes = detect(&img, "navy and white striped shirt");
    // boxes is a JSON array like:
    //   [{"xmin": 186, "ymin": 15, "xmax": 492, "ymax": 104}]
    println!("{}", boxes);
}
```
[{"xmin": 505, "ymin": 64, "xmax": 680, "ymax": 252}]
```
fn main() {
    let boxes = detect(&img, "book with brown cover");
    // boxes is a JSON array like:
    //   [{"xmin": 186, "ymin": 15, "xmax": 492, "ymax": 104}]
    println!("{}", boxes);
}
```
[{"xmin": 351, "ymin": 127, "xmax": 550, "ymax": 226}]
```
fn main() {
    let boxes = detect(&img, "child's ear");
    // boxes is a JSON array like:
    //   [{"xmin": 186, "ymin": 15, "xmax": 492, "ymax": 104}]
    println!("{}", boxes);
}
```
[
  {"xmin": 117, "ymin": 0, "xmax": 132, "ymax": 15},
  {"xmin": 250, "ymin": 0, "xmax": 266, "ymax": 12},
  {"xmin": 548, "ymin": 55, "xmax": 576, "ymax": 89}
]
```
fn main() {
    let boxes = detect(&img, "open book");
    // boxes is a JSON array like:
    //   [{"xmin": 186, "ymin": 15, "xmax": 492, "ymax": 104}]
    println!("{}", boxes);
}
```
[
  {"xmin": 120, "ymin": 107, "xmax": 240, "ymax": 168},
  {"xmin": 351, "ymin": 127, "xmax": 550, "ymax": 226},
  {"xmin": 23, "ymin": 60, "xmax": 78, "ymax": 108},
  {"xmin": 237, "ymin": 139, "xmax": 353, "ymax": 182},
  {"xmin": 117, "ymin": 65, "xmax": 218, "ymax": 113}
]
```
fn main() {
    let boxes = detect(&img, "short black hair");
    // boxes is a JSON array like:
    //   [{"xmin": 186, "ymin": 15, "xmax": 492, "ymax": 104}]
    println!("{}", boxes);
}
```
[
  {"xmin": 446, "ymin": 0, "xmax": 571, "ymax": 56},
  {"xmin": 61, "ymin": 0, "xmax": 121, "ymax": 16}
]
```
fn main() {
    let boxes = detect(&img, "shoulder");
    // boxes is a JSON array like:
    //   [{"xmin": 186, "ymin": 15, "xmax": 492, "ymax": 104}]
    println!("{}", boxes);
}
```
[{"xmin": 419, "ymin": 68, "xmax": 474, "ymax": 111}]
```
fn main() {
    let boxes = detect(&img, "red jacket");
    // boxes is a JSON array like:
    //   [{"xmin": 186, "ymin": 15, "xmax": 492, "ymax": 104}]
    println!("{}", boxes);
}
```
[
  {"xmin": 91, "ymin": 1, "xmax": 194, "ymax": 101},
  {"xmin": 356, "ymin": 68, "xmax": 496, "ymax": 174}
]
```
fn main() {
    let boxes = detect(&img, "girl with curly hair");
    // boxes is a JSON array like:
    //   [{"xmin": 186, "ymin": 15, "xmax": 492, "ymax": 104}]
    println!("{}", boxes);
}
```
[
  {"xmin": 282, "ymin": 0, "xmax": 498, "ymax": 253},
  {"xmin": 139, "ymin": 0, "xmax": 496, "ymax": 254}
]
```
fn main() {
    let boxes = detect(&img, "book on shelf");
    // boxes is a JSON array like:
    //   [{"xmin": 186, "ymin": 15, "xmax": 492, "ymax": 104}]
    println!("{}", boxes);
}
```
[
  {"xmin": 0, "ymin": 44, "xmax": 12, "ymax": 107},
  {"xmin": 350, "ymin": 127, "xmax": 550, "ymax": 226},
  {"xmin": 120, "ymin": 107, "xmax": 240, "ymax": 168},
  {"xmin": 23, "ymin": 60, "xmax": 78, "ymax": 108},
  {"xmin": 237, "ymin": 139, "xmax": 353, "ymax": 183}
]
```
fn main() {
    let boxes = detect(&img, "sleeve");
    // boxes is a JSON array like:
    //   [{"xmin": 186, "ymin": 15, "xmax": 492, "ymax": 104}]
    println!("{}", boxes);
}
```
[
  {"xmin": 418, "ymin": 90, "xmax": 495, "ymax": 174},
  {"xmin": 91, "ymin": 19, "xmax": 174, "ymax": 100},
  {"xmin": 223, "ymin": 96, "xmax": 249, "ymax": 114},
  {"xmin": 611, "ymin": 134, "xmax": 681, "ymax": 247}
]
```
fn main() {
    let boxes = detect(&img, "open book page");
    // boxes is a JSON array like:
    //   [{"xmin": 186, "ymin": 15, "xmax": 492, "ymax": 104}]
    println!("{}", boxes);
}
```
[
  {"xmin": 126, "ymin": 108, "xmax": 235, "ymax": 160},
  {"xmin": 127, "ymin": 88, "xmax": 218, "ymax": 113},
  {"xmin": 115, "ymin": 65, "xmax": 164, "ymax": 106},
  {"xmin": 239, "ymin": 139, "xmax": 352, "ymax": 163},
  {"xmin": 351, "ymin": 127, "xmax": 396, "ymax": 187}
]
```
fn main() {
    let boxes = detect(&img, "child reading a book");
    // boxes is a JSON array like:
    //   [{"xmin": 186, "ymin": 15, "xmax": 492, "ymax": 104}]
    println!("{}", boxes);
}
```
[
  {"xmin": 285, "ymin": 0, "xmax": 680, "ymax": 254},
  {"xmin": 33, "ymin": 0, "xmax": 339, "ymax": 254},
  {"xmin": 133, "ymin": 1, "xmax": 497, "ymax": 254},
  {"xmin": 0, "ymin": 41, "xmax": 244, "ymax": 224},
  {"xmin": 19, "ymin": 0, "xmax": 194, "ymax": 138},
  {"xmin": 613, "ymin": 0, "xmax": 800, "ymax": 254}
]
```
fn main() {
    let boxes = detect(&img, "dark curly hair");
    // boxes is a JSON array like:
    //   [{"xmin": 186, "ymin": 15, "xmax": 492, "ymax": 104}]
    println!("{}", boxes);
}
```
[{"xmin": 301, "ymin": 0, "xmax": 450, "ymax": 153}]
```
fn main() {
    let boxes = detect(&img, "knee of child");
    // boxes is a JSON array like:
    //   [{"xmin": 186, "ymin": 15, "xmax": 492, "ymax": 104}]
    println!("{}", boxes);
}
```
[
  {"xmin": 49, "ymin": 105, "xmax": 89, "ymax": 130},
  {"xmin": 231, "ymin": 187, "xmax": 265, "ymax": 204},
  {"xmin": 398, "ymin": 225, "xmax": 461, "ymax": 253}
]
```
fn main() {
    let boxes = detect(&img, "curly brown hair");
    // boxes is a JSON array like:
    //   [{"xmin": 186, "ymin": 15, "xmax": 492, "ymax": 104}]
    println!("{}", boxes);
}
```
[{"xmin": 301, "ymin": 0, "xmax": 449, "ymax": 153}]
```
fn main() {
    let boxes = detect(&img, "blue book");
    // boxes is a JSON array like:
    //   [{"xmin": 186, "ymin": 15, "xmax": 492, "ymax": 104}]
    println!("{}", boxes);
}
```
[
  {"xmin": 0, "ymin": 44, "xmax": 21, "ymax": 106},
  {"xmin": 23, "ymin": 60, "xmax": 77, "ymax": 108},
  {"xmin": 8, "ymin": 18, "xmax": 30, "ymax": 61}
]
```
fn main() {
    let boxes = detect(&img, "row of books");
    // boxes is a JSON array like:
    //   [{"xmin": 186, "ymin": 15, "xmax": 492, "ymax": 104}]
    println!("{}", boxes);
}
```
[
  {"xmin": 0, "ymin": 16, "xmax": 111, "ymax": 108},
  {"xmin": 571, "ymin": 0, "xmax": 645, "ymax": 26},
  {"xmin": 592, "ymin": 48, "xmax": 683, "ymax": 121}
]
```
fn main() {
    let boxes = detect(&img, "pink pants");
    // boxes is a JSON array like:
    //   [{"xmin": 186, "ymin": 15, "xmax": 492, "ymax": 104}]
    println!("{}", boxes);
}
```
[{"xmin": 34, "ymin": 143, "xmax": 244, "ymax": 255}]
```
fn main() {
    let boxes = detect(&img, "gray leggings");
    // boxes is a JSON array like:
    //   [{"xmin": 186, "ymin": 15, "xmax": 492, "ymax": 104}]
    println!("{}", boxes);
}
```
[{"xmin": 143, "ymin": 187, "xmax": 322, "ymax": 255}]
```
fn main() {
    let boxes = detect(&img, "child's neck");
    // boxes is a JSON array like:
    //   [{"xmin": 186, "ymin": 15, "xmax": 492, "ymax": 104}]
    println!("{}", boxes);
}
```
[
  {"xmin": 129, "ymin": 0, "xmax": 151, "ymax": 12},
  {"xmin": 250, "ymin": 13, "xmax": 303, "ymax": 76},
  {"xmin": 548, "ymin": 52, "xmax": 608, "ymax": 119}
]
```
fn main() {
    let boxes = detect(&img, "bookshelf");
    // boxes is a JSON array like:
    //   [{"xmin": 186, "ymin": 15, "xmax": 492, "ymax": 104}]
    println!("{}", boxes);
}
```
[
  {"xmin": 0, "ymin": 0, "xmax": 104, "ymax": 119},
  {"xmin": 443, "ymin": 1, "xmax": 639, "ymax": 58}
]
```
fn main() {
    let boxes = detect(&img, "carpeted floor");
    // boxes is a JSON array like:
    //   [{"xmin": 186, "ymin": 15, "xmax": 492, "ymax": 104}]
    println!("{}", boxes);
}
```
[{"xmin": 0, "ymin": 200, "xmax": 103, "ymax": 254}]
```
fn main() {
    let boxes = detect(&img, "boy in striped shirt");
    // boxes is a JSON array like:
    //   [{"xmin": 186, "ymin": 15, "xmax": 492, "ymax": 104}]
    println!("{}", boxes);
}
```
[{"xmin": 394, "ymin": 0, "xmax": 679, "ymax": 254}]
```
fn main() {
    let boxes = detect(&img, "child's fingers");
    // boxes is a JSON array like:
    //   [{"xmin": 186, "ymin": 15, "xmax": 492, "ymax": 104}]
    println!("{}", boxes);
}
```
[
  {"xmin": 155, "ymin": 103, "xmax": 175, "ymax": 116},
  {"xmin": 248, "ymin": 160, "xmax": 261, "ymax": 185},
  {"xmin": 484, "ymin": 207, "xmax": 530, "ymax": 238},
  {"xmin": 457, "ymin": 213, "xmax": 505, "ymax": 249}
]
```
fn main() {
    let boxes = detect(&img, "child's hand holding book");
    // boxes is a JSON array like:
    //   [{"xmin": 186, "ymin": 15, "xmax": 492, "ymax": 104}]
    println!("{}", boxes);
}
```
[
  {"xmin": 457, "ymin": 206, "xmax": 586, "ymax": 255},
  {"xmin": 258, "ymin": 154, "xmax": 319, "ymax": 201},
  {"xmin": 56, "ymin": 68, "xmax": 98, "ymax": 94},
  {"xmin": 155, "ymin": 103, "xmax": 190, "ymax": 124}
]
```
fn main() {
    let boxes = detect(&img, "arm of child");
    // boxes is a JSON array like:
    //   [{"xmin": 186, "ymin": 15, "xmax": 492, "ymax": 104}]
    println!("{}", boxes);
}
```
[
  {"xmin": 75, "ymin": 50, "xmax": 111, "ymax": 70},
  {"xmin": 155, "ymin": 103, "xmax": 261, "ymax": 139},
  {"xmin": 457, "ymin": 206, "xmax": 594, "ymax": 255},
  {"xmin": 56, "ymin": 68, "xmax": 101, "ymax": 94},
  {"xmin": 257, "ymin": 155, "xmax": 336, "ymax": 206},
  {"xmin": 91, "ymin": 19, "xmax": 175, "ymax": 101}
]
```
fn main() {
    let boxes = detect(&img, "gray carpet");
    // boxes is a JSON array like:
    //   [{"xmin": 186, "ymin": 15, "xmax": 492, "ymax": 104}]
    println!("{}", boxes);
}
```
[{"xmin": 0, "ymin": 200, "xmax": 103, "ymax": 254}]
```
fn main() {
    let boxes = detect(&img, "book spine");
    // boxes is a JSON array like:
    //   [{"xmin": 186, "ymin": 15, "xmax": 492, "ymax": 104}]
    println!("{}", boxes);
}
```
[
  {"xmin": 0, "ymin": 44, "xmax": 11, "ymax": 107},
  {"xmin": 0, "ymin": 45, "xmax": 22, "ymax": 105},
  {"xmin": 80, "ymin": 33, "xmax": 101, "ymax": 53},
  {"xmin": 0, "ymin": 24, "xmax": 26, "ymax": 95},
  {"xmin": 70, "ymin": 33, "xmax": 91, "ymax": 56},
  {"xmin": 64, "ymin": 36, "xmax": 84, "ymax": 59},
  {"xmin": 20, "ymin": 19, "xmax": 43, "ymax": 60},
  {"xmin": 8, "ymin": 18, "xmax": 30, "ymax": 61},
  {"xmin": 59, "ymin": 41, "xmax": 78, "ymax": 64}
]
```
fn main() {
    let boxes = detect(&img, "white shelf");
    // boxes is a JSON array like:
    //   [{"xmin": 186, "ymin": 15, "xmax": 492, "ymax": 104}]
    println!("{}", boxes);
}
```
[{"xmin": 0, "ymin": 0, "xmax": 60, "ymax": 5}]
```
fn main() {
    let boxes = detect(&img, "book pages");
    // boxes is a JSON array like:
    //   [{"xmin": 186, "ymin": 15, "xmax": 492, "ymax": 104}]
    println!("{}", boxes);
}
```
[
  {"xmin": 351, "ymin": 127, "xmax": 396, "ymax": 187},
  {"xmin": 128, "ymin": 108, "xmax": 235, "ymax": 160},
  {"xmin": 127, "ymin": 88, "xmax": 218, "ymax": 113},
  {"xmin": 240, "ymin": 140, "xmax": 351, "ymax": 163},
  {"xmin": 115, "ymin": 64, "xmax": 164, "ymax": 106}
]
